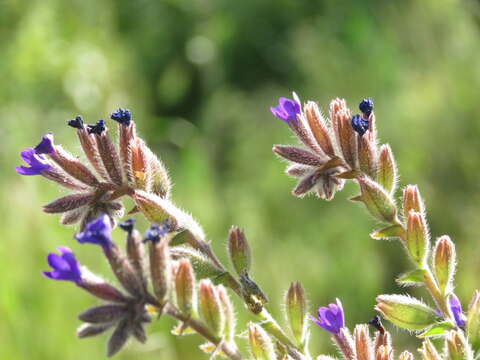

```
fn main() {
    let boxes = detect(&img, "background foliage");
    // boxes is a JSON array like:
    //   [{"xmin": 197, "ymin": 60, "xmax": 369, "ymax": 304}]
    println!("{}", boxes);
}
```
[{"xmin": 1, "ymin": 0, "xmax": 480, "ymax": 359}]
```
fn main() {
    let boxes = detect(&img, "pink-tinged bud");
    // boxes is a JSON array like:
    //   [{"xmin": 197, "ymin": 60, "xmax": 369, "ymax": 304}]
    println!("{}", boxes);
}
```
[
  {"xmin": 50, "ymin": 145, "xmax": 100, "ymax": 187},
  {"xmin": 357, "ymin": 177, "xmax": 398, "ymax": 223},
  {"xmin": 149, "ymin": 237, "xmax": 171, "ymax": 305},
  {"xmin": 377, "ymin": 144, "xmax": 397, "ymax": 194},
  {"xmin": 171, "ymin": 246, "xmax": 224, "ymax": 279},
  {"xmin": 304, "ymin": 101, "xmax": 335, "ymax": 157},
  {"xmin": 375, "ymin": 345, "xmax": 393, "ymax": 360},
  {"xmin": 403, "ymin": 185, "xmax": 425, "ymax": 219},
  {"xmin": 375, "ymin": 295, "xmax": 438, "ymax": 331},
  {"xmin": 398, "ymin": 351, "xmax": 414, "ymax": 360},
  {"xmin": 248, "ymin": 322, "xmax": 276, "ymax": 360},
  {"xmin": 419, "ymin": 339, "xmax": 442, "ymax": 360},
  {"xmin": 358, "ymin": 135, "xmax": 378, "ymax": 180},
  {"xmin": 218, "ymin": 285, "xmax": 236, "ymax": 343},
  {"xmin": 43, "ymin": 192, "xmax": 95, "ymax": 214},
  {"xmin": 467, "ymin": 291, "xmax": 480, "ymax": 353},
  {"xmin": 330, "ymin": 98, "xmax": 358, "ymax": 169},
  {"xmin": 353, "ymin": 325, "xmax": 373, "ymax": 360},
  {"xmin": 272, "ymin": 145, "xmax": 325, "ymax": 166},
  {"xmin": 94, "ymin": 130, "xmax": 124, "ymax": 186},
  {"xmin": 125, "ymin": 228, "xmax": 146, "ymax": 289},
  {"xmin": 129, "ymin": 138, "xmax": 151, "ymax": 190},
  {"xmin": 433, "ymin": 236, "xmax": 456, "ymax": 294},
  {"xmin": 405, "ymin": 211, "xmax": 430, "ymax": 266},
  {"xmin": 228, "ymin": 226, "xmax": 252, "ymax": 276},
  {"xmin": 285, "ymin": 282, "xmax": 307, "ymax": 345},
  {"xmin": 373, "ymin": 330, "xmax": 391, "ymax": 354},
  {"xmin": 445, "ymin": 330, "xmax": 473, "ymax": 360},
  {"xmin": 77, "ymin": 127, "xmax": 110, "ymax": 181},
  {"xmin": 334, "ymin": 328, "xmax": 356, "ymax": 360},
  {"xmin": 175, "ymin": 259, "xmax": 196, "ymax": 317},
  {"xmin": 199, "ymin": 279, "xmax": 225, "ymax": 337}
]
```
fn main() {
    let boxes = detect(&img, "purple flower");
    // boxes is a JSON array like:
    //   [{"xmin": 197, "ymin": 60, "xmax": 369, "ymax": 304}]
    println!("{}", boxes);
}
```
[
  {"xmin": 110, "ymin": 108, "xmax": 132, "ymax": 126},
  {"xmin": 75, "ymin": 214, "xmax": 114, "ymax": 248},
  {"xmin": 351, "ymin": 114, "xmax": 369, "ymax": 136},
  {"xmin": 270, "ymin": 97, "xmax": 301, "ymax": 124},
  {"xmin": 15, "ymin": 148, "xmax": 52, "ymax": 176},
  {"xmin": 68, "ymin": 115, "xmax": 84, "ymax": 129},
  {"xmin": 359, "ymin": 98, "xmax": 374, "ymax": 117},
  {"xmin": 43, "ymin": 247, "xmax": 83, "ymax": 283},
  {"xmin": 87, "ymin": 120, "xmax": 106, "ymax": 135},
  {"xmin": 311, "ymin": 298, "xmax": 345, "ymax": 334},
  {"xmin": 450, "ymin": 294, "xmax": 466, "ymax": 328},
  {"xmin": 34, "ymin": 133, "xmax": 56, "ymax": 155}
]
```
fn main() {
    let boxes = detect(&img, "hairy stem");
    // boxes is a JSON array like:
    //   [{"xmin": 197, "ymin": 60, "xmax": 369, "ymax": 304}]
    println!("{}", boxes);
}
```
[
  {"xmin": 422, "ymin": 267, "xmax": 453, "ymax": 320},
  {"xmin": 164, "ymin": 303, "xmax": 243, "ymax": 360}
]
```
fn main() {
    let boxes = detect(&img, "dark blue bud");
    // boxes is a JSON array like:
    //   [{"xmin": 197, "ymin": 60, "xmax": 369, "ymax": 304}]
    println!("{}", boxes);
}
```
[
  {"xmin": 359, "ymin": 98, "xmax": 374, "ymax": 117},
  {"xmin": 110, "ymin": 108, "xmax": 132, "ymax": 126},
  {"xmin": 143, "ymin": 219, "xmax": 173, "ymax": 244},
  {"xmin": 87, "ymin": 120, "xmax": 106, "ymax": 135},
  {"xmin": 68, "ymin": 116, "xmax": 84, "ymax": 129},
  {"xmin": 119, "ymin": 218, "xmax": 136, "ymax": 234},
  {"xmin": 351, "ymin": 114, "xmax": 369, "ymax": 136}
]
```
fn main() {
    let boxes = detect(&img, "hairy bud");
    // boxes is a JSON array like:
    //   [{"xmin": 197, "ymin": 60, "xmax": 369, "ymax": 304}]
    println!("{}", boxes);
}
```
[
  {"xmin": 375, "ymin": 295, "xmax": 438, "ymax": 331},
  {"xmin": 354, "ymin": 325, "xmax": 373, "ymax": 360},
  {"xmin": 445, "ymin": 330, "xmax": 473, "ymax": 360},
  {"xmin": 78, "ymin": 280, "xmax": 129, "ymax": 303},
  {"xmin": 304, "ymin": 101, "xmax": 335, "ymax": 157},
  {"xmin": 228, "ymin": 226, "xmax": 252, "ymax": 276},
  {"xmin": 403, "ymin": 185, "xmax": 425, "ymax": 218},
  {"xmin": 330, "ymin": 98, "xmax": 358, "ymax": 169},
  {"xmin": 43, "ymin": 192, "xmax": 95, "ymax": 214},
  {"xmin": 419, "ymin": 339, "xmax": 442, "ymax": 360},
  {"xmin": 398, "ymin": 351, "xmax": 414, "ymax": 360},
  {"xmin": 433, "ymin": 236, "xmax": 456, "ymax": 294},
  {"xmin": 377, "ymin": 144, "xmax": 397, "ymax": 194},
  {"xmin": 149, "ymin": 237, "xmax": 171, "ymax": 305},
  {"xmin": 218, "ymin": 285, "xmax": 236, "ymax": 343},
  {"xmin": 175, "ymin": 259, "xmax": 196, "ymax": 317},
  {"xmin": 405, "ymin": 211, "xmax": 430, "ymax": 267},
  {"xmin": 248, "ymin": 322, "xmax": 277, "ymax": 360},
  {"xmin": 199, "ymin": 279, "xmax": 225, "ymax": 337},
  {"xmin": 467, "ymin": 291, "xmax": 480, "ymax": 353},
  {"xmin": 358, "ymin": 135, "xmax": 378, "ymax": 179},
  {"xmin": 375, "ymin": 345, "xmax": 393, "ymax": 360},
  {"xmin": 50, "ymin": 145, "xmax": 100, "ymax": 187},
  {"xmin": 357, "ymin": 177, "xmax": 397, "ymax": 223},
  {"xmin": 273, "ymin": 145, "xmax": 326, "ymax": 166},
  {"xmin": 78, "ymin": 304, "xmax": 127, "ymax": 324},
  {"xmin": 285, "ymin": 282, "xmax": 307, "ymax": 345}
]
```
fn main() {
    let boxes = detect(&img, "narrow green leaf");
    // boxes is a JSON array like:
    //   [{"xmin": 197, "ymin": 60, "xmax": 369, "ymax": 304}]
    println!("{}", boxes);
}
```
[
  {"xmin": 396, "ymin": 269, "xmax": 427, "ymax": 286},
  {"xmin": 371, "ymin": 224, "xmax": 405, "ymax": 240},
  {"xmin": 418, "ymin": 321, "xmax": 456, "ymax": 338}
]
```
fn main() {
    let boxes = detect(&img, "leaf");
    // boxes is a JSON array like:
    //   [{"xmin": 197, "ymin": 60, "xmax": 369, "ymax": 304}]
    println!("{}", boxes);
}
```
[
  {"xmin": 418, "ymin": 321, "xmax": 456, "ymax": 338},
  {"xmin": 371, "ymin": 224, "xmax": 405, "ymax": 240},
  {"xmin": 396, "ymin": 269, "xmax": 426, "ymax": 286}
]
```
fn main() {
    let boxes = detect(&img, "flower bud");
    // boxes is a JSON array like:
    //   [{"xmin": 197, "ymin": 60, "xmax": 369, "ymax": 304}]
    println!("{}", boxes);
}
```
[
  {"xmin": 175, "ymin": 259, "xmax": 196, "ymax": 317},
  {"xmin": 199, "ymin": 279, "xmax": 225, "ymax": 337},
  {"xmin": 149, "ymin": 237, "xmax": 171, "ymax": 306},
  {"xmin": 467, "ymin": 291, "xmax": 480, "ymax": 353},
  {"xmin": 357, "ymin": 177, "xmax": 397, "ymax": 223},
  {"xmin": 142, "ymin": 144, "xmax": 171, "ymax": 198},
  {"xmin": 375, "ymin": 295, "xmax": 438, "ymax": 331},
  {"xmin": 433, "ymin": 236, "xmax": 456, "ymax": 294},
  {"xmin": 377, "ymin": 144, "xmax": 397, "ymax": 194},
  {"xmin": 405, "ymin": 211, "xmax": 430, "ymax": 266},
  {"xmin": 354, "ymin": 325, "xmax": 373, "ymax": 360},
  {"xmin": 94, "ymin": 129, "xmax": 124, "ymax": 187},
  {"xmin": 228, "ymin": 226, "xmax": 252, "ymax": 276},
  {"xmin": 445, "ymin": 330, "xmax": 473, "ymax": 360},
  {"xmin": 398, "ymin": 351, "xmax": 414, "ymax": 360},
  {"xmin": 76, "ymin": 126, "xmax": 110, "ymax": 181},
  {"xmin": 218, "ymin": 285, "xmax": 236, "ymax": 343},
  {"xmin": 248, "ymin": 322, "xmax": 276, "ymax": 360},
  {"xmin": 375, "ymin": 345, "xmax": 393, "ymax": 360},
  {"xmin": 419, "ymin": 340, "xmax": 442, "ymax": 360},
  {"xmin": 285, "ymin": 282, "xmax": 307, "ymax": 345},
  {"xmin": 403, "ymin": 185, "xmax": 425, "ymax": 218},
  {"xmin": 358, "ymin": 135, "xmax": 378, "ymax": 179},
  {"xmin": 330, "ymin": 98, "xmax": 358, "ymax": 169},
  {"xmin": 304, "ymin": 101, "xmax": 335, "ymax": 157}
]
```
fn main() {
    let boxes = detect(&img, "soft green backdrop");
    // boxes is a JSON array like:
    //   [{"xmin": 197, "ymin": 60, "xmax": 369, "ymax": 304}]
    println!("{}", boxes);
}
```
[{"xmin": 1, "ymin": 0, "xmax": 480, "ymax": 359}]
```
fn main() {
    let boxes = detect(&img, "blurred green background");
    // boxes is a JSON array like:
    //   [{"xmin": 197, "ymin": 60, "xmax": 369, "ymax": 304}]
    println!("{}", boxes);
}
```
[{"xmin": 2, "ymin": 0, "xmax": 480, "ymax": 358}]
